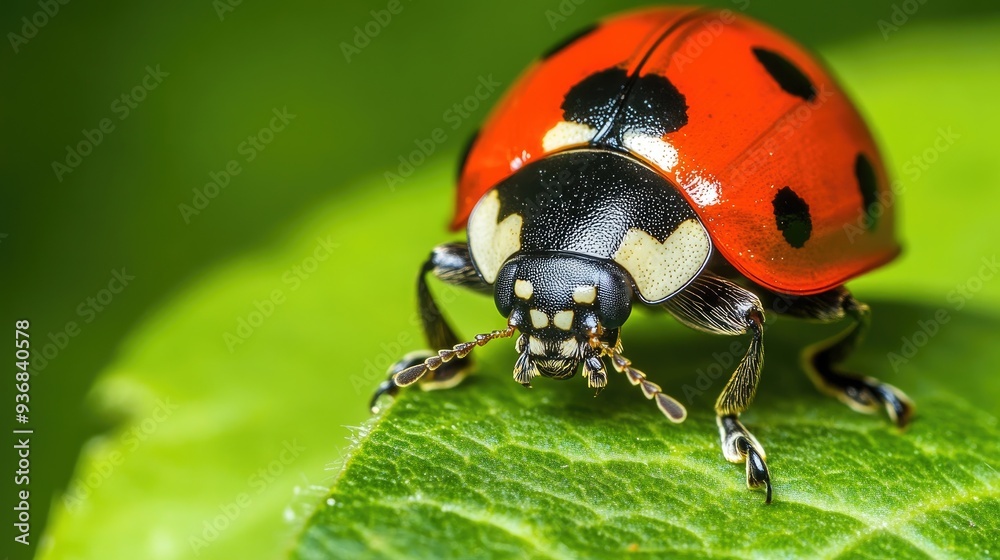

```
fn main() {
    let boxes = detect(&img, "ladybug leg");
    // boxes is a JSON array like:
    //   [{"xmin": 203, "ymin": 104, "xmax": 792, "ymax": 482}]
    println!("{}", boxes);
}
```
[
  {"xmin": 663, "ymin": 272, "xmax": 771, "ymax": 503},
  {"xmin": 370, "ymin": 242, "xmax": 491, "ymax": 413},
  {"xmin": 764, "ymin": 288, "xmax": 914, "ymax": 428}
]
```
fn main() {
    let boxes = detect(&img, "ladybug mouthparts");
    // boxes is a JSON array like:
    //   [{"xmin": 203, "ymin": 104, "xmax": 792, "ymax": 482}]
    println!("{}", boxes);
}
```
[{"xmin": 512, "ymin": 332, "xmax": 586, "ymax": 382}]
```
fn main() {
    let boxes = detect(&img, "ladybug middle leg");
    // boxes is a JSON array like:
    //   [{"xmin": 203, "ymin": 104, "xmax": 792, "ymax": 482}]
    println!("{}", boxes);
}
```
[
  {"xmin": 662, "ymin": 272, "xmax": 772, "ymax": 503},
  {"xmin": 370, "ymin": 242, "xmax": 492, "ymax": 413},
  {"xmin": 761, "ymin": 287, "xmax": 915, "ymax": 428}
]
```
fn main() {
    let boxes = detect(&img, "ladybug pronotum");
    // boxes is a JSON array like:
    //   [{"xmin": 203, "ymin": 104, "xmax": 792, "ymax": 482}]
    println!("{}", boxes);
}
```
[{"xmin": 371, "ymin": 7, "xmax": 913, "ymax": 503}]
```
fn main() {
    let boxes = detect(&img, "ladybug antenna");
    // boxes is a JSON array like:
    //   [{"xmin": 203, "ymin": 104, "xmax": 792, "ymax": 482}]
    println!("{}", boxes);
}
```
[
  {"xmin": 391, "ymin": 325, "xmax": 517, "ymax": 388},
  {"xmin": 599, "ymin": 340, "xmax": 687, "ymax": 423}
]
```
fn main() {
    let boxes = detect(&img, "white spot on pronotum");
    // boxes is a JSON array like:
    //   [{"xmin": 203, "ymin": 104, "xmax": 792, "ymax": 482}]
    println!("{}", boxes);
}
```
[
  {"xmin": 553, "ymin": 310, "xmax": 574, "ymax": 330},
  {"xmin": 622, "ymin": 129, "xmax": 679, "ymax": 172},
  {"xmin": 530, "ymin": 309, "xmax": 549, "ymax": 329},
  {"xmin": 514, "ymin": 279, "xmax": 534, "ymax": 300},
  {"xmin": 542, "ymin": 121, "xmax": 597, "ymax": 152},
  {"xmin": 612, "ymin": 219, "xmax": 712, "ymax": 303},
  {"xmin": 468, "ymin": 190, "xmax": 523, "ymax": 283},
  {"xmin": 572, "ymin": 285, "xmax": 597, "ymax": 304}
]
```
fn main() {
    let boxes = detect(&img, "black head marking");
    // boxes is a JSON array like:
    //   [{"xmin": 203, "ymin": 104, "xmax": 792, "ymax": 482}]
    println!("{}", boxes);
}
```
[
  {"xmin": 772, "ymin": 186, "xmax": 812, "ymax": 248},
  {"xmin": 456, "ymin": 129, "xmax": 479, "ymax": 180},
  {"xmin": 561, "ymin": 67, "xmax": 629, "ymax": 130},
  {"xmin": 752, "ymin": 47, "xmax": 816, "ymax": 102},
  {"xmin": 854, "ymin": 153, "xmax": 879, "ymax": 230},
  {"xmin": 542, "ymin": 23, "xmax": 600, "ymax": 60}
]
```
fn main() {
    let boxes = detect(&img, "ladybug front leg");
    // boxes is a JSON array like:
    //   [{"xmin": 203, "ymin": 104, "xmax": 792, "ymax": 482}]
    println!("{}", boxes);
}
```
[
  {"xmin": 370, "ymin": 242, "xmax": 491, "ymax": 413},
  {"xmin": 663, "ymin": 272, "xmax": 772, "ymax": 503},
  {"xmin": 761, "ymin": 288, "xmax": 914, "ymax": 427}
]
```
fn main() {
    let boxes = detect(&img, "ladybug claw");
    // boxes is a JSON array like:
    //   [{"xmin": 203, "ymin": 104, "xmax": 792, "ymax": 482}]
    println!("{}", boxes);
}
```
[
  {"xmin": 866, "ymin": 378, "xmax": 915, "ymax": 428},
  {"xmin": 718, "ymin": 415, "xmax": 773, "ymax": 504},
  {"xmin": 369, "ymin": 351, "xmax": 435, "ymax": 414},
  {"xmin": 828, "ymin": 374, "xmax": 915, "ymax": 428},
  {"xmin": 369, "ymin": 379, "xmax": 399, "ymax": 414},
  {"xmin": 741, "ymin": 438, "xmax": 772, "ymax": 504}
]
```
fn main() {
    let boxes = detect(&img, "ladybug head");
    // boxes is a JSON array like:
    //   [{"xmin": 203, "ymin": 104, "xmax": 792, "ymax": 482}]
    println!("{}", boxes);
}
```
[{"xmin": 494, "ymin": 253, "xmax": 632, "ymax": 387}]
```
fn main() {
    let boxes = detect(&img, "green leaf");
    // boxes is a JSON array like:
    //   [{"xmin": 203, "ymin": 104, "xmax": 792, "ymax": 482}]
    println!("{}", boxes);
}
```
[{"xmin": 292, "ymin": 304, "xmax": 1000, "ymax": 559}]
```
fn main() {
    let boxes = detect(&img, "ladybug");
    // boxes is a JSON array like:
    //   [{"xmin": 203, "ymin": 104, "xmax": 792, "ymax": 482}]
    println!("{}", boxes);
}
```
[{"xmin": 371, "ymin": 7, "xmax": 914, "ymax": 503}]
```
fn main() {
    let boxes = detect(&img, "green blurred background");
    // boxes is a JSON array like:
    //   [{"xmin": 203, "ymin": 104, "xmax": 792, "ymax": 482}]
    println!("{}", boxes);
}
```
[{"xmin": 1, "ymin": 0, "xmax": 999, "ymax": 558}]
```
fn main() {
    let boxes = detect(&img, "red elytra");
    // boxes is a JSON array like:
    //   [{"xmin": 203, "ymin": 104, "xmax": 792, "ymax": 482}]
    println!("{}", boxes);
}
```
[{"xmin": 453, "ymin": 7, "xmax": 899, "ymax": 296}]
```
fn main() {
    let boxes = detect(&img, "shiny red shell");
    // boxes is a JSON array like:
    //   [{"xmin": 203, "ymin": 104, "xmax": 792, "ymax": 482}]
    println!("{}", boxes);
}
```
[{"xmin": 453, "ymin": 7, "xmax": 899, "ymax": 296}]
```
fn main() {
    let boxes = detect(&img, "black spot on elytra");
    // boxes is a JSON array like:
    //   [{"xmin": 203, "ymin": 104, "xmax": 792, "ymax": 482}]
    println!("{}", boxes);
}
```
[
  {"xmin": 456, "ymin": 129, "xmax": 479, "ymax": 179},
  {"xmin": 561, "ymin": 67, "xmax": 629, "ymax": 130},
  {"xmin": 542, "ymin": 23, "xmax": 599, "ymax": 60},
  {"xmin": 752, "ymin": 47, "xmax": 816, "ymax": 102},
  {"xmin": 561, "ymin": 68, "xmax": 688, "ymax": 142},
  {"xmin": 855, "ymin": 153, "xmax": 879, "ymax": 230},
  {"xmin": 772, "ymin": 187, "xmax": 812, "ymax": 248},
  {"xmin": 621, "ymin": 72, "xmax": 688, "ymax": 136}
]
